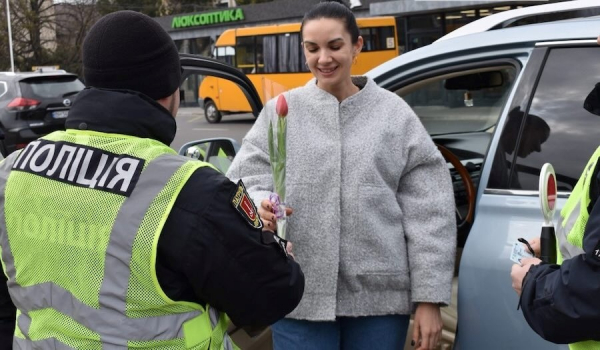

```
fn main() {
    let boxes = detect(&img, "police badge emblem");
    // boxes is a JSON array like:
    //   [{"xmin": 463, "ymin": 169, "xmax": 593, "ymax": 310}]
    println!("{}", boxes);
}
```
[{"xmin": 231, "ymin": 180, "xmax": 263, "ymax": 230}]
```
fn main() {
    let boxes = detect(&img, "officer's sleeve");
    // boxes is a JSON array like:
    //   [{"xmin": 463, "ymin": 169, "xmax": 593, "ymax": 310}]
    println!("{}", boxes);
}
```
[
  {"xmin": 520, "ymin": 185, "xmax": 600, "ymax": 344},
  {"xmin": 180, "ymin": 169, "xmax": 304, "ymax": 327}
]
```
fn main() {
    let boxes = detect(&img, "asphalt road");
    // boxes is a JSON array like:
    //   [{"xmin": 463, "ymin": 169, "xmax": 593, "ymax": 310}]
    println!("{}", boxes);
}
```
[{"xmin": 172, "ymin": 107, "xmax": 256, "ymax": 153}]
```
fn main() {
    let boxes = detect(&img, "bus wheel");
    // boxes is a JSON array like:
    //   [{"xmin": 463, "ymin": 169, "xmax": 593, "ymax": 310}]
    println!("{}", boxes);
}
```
[{"xmin": 204, "ymin": 100, "xmax": 222, "ymax": 123}]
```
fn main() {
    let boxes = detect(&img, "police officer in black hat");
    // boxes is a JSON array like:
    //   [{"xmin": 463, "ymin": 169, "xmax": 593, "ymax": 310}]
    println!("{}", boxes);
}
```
[{"xmin": 0, "ymin": 10, "xmax": 303, "ymax": 349}]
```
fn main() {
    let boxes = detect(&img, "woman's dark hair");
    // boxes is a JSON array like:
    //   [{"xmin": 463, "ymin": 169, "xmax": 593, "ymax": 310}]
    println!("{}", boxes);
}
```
[{"xmin": 300, "ymin": 0, "xmax": 360, "ymax": 44}]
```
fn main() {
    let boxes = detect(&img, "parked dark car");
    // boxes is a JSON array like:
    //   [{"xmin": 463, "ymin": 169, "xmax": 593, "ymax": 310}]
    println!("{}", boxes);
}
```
[{"xmin": 0, "ymin": 70, "xmax": 85, "ymax": 156}]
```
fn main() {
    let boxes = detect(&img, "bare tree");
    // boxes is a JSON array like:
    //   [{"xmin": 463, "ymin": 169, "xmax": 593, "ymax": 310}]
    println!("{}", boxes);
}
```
[
  {"xmin": 0, "ymin": 0, "xmax": 225, "ymax": 73},
  {"xmin": 96, "ymin": 0, "xmax": 162, "ymax": 17},
  {"xmin": 0, "ymin": 1, "xmax": 11, "ymax": 70},
  {"xmin": 8, "ymin": 0, "xmax": 57, "ymax": 70},
  {"xmin": 53, "ymin": 0, "xmax": 101, "ymax": 77}
]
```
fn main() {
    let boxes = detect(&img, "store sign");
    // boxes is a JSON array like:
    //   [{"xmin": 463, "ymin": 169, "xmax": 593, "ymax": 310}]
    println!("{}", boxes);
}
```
[{"xmin": 172, "ymin": 8, "xmax": 245, "ymax": 29}]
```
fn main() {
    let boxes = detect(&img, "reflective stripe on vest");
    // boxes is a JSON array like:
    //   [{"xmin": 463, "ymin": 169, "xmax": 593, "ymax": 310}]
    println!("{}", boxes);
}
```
[
  {"xmin": 13, "ymin": 336, "xmax": 76, "ymax": 350},
  {"xmin": 557, "ymin": 199, "xmax": 585, "ymax": 262},
  {"xmin": 0, "ymin": 134, "xmax": 237, "ymax": 349},
  {"xmin": 557, "ymin": 146, "xmax": 600, "ymax": 262}
]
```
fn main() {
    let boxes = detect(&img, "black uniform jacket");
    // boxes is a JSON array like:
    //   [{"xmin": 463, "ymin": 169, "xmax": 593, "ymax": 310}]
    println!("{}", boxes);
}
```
[
  {"xmin": 0, "ymin": 88, "xmax": 305, "ymax": 346},
  {"xmin": 520, "ymin": 161, "xmax": 600, "ymax": 344}
]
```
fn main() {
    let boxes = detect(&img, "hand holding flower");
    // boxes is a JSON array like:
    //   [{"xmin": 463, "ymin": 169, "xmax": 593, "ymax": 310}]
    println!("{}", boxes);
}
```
[
  {"xmin": 258, "ymin": 199, "xmax": 293, "ymax": 232},
  {"xmin": 268, "ymin": 94, "xmax": 289, "ymax": 238}
]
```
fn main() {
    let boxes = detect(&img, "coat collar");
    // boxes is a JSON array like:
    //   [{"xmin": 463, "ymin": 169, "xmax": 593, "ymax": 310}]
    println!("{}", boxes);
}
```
[
  {"xmin": 306, "ymin": 76, "xmax": 374, "ymax": 105},
  {"xmin": 65, "ymin": 87, "xmax": 177, "ymax": 145}
]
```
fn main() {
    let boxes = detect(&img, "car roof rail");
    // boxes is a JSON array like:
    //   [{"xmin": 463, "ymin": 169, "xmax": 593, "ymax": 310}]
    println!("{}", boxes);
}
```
[{"xmin": 437, "ymin": 0, "xmax": 600, "ymax": 42}]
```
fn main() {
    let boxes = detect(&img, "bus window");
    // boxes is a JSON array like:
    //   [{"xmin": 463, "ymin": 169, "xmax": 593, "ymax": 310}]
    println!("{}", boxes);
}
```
[
  {"xmin": 300, "ymin": 50, "xmax": 309, "ymax": 73},
  {"xmin": 236, "ymin": 36, "xmax": 256, "ymax": 74},
  {"xmin": 378, "ymin": 26, "xmax": 396, "ymax": 50},
  {"xmin": 361, "ymin": 28, "xmax": 373, "ymax": 51},
  {"xmin": 262, "ymin": 36, "xmax": 277, "ymax": 73},
  {"xmin": 215, "ymin": 46, "xmax": 235, "ymax": 66},
  {"xmin": 361, "ymin": 26, "xmax": 396, "ymax": 51},
  {"xmin": 278, "ymin": 33, "xmax": 301, "ymax": 73},
  {"xmin": 255, "ymin": 40, "xmax": 265, "ymax": 73}
]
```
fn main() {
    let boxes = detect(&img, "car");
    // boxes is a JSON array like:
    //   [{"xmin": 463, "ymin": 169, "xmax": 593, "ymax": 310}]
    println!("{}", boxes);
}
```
[
  {"xmin": 366, "ymin": 11, "xmax": 600, "ymax": 349},
  {"xmin": 178, "ymin": 5, "xmax": 600, "ymax": 349},
  {"xmin": 0, "ymin": 69, "xmax": 85, "ymax": 156},
  {"xmin": 436, "ymin": 0, "xmax": 600, "ymax": 43}
]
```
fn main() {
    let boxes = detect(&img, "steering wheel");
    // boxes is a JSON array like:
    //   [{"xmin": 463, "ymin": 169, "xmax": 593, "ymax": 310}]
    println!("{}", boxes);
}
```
[{"xmin": 436, "ymin": 144, "xmax": 475, "ymax": 229}]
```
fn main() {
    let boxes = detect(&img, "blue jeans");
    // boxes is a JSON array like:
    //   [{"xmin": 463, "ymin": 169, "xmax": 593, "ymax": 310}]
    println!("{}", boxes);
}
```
[{"xmin": 271, "ymin": 315, "xmax": 410, "ymax": 350}]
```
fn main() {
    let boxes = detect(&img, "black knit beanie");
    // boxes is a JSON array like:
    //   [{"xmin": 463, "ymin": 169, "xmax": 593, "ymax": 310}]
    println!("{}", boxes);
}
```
[{"xmin": 82, "ymin": 10, "xmax": 181, "ymax": 100}]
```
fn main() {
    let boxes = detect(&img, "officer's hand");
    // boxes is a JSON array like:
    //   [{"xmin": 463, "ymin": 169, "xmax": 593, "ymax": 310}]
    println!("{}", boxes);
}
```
[
  {"xmin": 258, "ymin": 199, "xmax": 292, "ymax": 232},
  {"xmin": 528, "ymin": 237, "xmax": 541, "ymax": 258},
  {"xmin": 510, "ymin": 257, "xmax": 542, "ymax": 296}
]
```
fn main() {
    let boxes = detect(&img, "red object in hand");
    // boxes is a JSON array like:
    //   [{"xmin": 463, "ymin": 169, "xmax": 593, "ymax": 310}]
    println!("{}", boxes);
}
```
[
  {"xmin": 547, "ymin": 174, "xmax": 556, "ymax": 211},
  {"xmin": 276, "ymin": 94, "xmax": 288, "ymax": 118}
]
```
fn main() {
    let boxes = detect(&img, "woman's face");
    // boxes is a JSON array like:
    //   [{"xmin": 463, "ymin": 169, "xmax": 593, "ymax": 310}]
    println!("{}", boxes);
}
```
[{"xmin": 302, "ymin": 18, "xmax": 362, "ymax": 92}]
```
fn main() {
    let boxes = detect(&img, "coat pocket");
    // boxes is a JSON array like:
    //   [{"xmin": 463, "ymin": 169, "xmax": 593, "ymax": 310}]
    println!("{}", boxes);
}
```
[{"xmin": 351, "ymin": 185, "xmax": 408, "ymax": 273}]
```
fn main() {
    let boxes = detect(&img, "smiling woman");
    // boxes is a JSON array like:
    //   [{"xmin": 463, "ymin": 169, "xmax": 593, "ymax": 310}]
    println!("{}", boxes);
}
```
[
  {"xmin": 301, "ymin": 17, "xmax": 362, "ymax": 102},
  {"xmin": 226, "ymin": 1, "xmax": 457, "ymax": 350}
]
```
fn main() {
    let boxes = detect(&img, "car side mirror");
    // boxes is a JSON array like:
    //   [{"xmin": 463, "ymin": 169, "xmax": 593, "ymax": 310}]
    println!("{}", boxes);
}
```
[{"xmin": 179, "ymin": 138, "xmax": 240, "ymax": 174}]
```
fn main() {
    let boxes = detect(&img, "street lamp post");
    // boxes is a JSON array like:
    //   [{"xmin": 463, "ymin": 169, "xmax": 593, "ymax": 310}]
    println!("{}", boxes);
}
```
[{"xmin": 5, "ymin": 0, "xmax": 14, "ymax": 72}]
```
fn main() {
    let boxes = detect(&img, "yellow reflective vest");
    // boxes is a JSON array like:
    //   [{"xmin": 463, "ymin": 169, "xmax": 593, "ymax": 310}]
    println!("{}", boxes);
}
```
[{"xmin": 0, "ymin": 129, "xmax": 236, "ymax": 349}]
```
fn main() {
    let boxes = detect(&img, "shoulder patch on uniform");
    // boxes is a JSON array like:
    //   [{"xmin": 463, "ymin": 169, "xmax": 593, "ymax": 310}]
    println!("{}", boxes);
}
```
[{"xmin": 231, "ymin": 180, "xmax": 263, "ymax": 230}]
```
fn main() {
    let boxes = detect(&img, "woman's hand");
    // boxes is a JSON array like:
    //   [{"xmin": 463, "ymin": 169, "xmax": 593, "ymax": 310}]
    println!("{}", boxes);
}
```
[
  {"xmin": 412, "ymin": 302, "xmax": 443, "ymax": 350},
  {"xmin": 258, "ymin": 199, "xmax": 277, "ymax": 231},
  {"xmin": 258, "ymin": 199, "xmax": 292, "ymax": 232}
]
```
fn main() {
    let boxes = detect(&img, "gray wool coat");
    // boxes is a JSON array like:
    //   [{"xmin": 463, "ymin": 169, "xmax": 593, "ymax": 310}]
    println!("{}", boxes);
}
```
[{"xmin": 226, "ymin": 76, "xmax": 456, "ymax": 321}]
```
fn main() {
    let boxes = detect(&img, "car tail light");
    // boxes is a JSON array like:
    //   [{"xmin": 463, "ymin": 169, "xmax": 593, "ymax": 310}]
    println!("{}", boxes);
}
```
[
  {"xmin": 6, "ymin": 97, "xmax": 41, "ymax": 111},
  {"xmin": 15, "ymin": 143, "xmax": 28, "ymax": 150}
]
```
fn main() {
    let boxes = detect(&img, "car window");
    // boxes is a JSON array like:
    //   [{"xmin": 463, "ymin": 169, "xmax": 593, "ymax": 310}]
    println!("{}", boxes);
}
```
[
  {"xmin": 395, "ymin": 65, "xmax": 518, "ymax": 222},
  {"xmin": 19, "ymin": 76, "xmax": 84, "ymax": 99},
  {"xmin": 504, "ymin": 47, "xmax": 600, "ymax": 192},
  {"xmin": 0, "ymin": 82, "xmax": 7, "ymax": 98},
  {"xmin": 398, "ymin": 66, "xmax": 517, "ymax": 136}
]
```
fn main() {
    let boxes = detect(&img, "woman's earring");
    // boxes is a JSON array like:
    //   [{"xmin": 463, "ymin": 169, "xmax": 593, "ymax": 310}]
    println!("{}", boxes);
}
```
[
  {"xmin": 305, "ymin": 62, "xmax": 309, "ymax": 68},
  {"xmin": 352, "ymin": 56, "xmax": 357, "ymax": 65}
]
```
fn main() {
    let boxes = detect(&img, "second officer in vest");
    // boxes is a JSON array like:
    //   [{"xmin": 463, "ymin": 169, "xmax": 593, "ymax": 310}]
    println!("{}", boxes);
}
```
[
  {"xmin": 0, "ymin": 10, "xmax": 304, "ymax": 349},
  {"xmin": 511, "ymin": 80, "xmax": 600, "ymax": 349}
]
